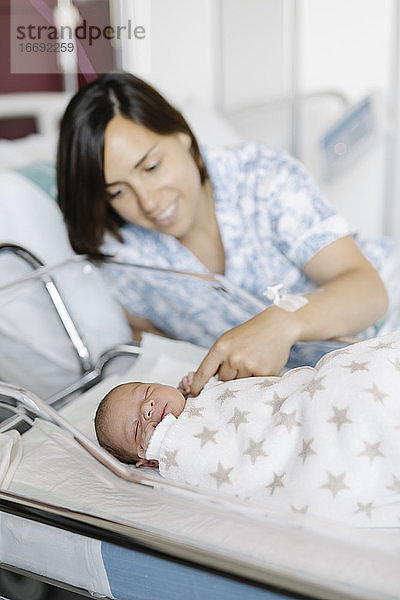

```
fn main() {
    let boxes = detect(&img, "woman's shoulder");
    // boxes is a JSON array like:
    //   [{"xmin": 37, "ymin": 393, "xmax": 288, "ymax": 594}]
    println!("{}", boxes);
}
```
[
  {"xmin": 201, "ymin": 142, "xmax": 303, "ymax": 179},
  {"xmin": 201, "ymin": 140, "xmax": 286, "ymax": 162}
]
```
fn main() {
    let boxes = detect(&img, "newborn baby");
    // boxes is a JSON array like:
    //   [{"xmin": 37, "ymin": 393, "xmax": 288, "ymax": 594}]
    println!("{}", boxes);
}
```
[
  {"xmin": 95, "ymin": 332, "xmax": 400, "ymax": 527},
  {"xmin": 95, "ymin": 381, "xmax": 186, "ymax": 466}
]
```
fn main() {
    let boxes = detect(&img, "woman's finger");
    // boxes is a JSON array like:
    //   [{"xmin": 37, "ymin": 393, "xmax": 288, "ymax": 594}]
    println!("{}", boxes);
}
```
[{"xmin": 190, "ymin": 345, "xmax": 224, "ymax": 396}]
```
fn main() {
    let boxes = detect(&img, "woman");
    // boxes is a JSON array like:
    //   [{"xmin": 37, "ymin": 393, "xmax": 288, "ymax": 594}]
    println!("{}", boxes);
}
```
[{"xmin": 57, "ymin": 71, "xmax": 398, "ymax": 395}]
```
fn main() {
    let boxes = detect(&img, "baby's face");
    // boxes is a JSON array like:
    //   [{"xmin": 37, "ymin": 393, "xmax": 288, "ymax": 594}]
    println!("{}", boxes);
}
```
[{"xmin": 104, "ymin": 382, "xmax": 186, "ymax": 462}]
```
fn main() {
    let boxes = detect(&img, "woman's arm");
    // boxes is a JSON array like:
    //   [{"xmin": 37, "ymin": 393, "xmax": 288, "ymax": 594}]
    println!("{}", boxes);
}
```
[
  {"xmin": 294, "ymin": 235, "xmax": 388, "ymax": 340},
  {"xmin": 123, "ymin": 308, "xmax": 166, "ymax": 341},
  {"xmin": 189, "ymin": 236, "xmax": 388, "ymax": 396}
]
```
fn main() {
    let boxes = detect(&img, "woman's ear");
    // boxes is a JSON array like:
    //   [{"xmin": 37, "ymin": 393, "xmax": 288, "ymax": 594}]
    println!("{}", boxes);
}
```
[{"xmin": 136, "ymin": 458, "xmax": 159, "ymax": 469}]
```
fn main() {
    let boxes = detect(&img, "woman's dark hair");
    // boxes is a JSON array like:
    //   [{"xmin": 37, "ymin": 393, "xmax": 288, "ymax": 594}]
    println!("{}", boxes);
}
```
[{"xmin": 57, "ymin": 71, "xmax": 208, "ymax": 258}]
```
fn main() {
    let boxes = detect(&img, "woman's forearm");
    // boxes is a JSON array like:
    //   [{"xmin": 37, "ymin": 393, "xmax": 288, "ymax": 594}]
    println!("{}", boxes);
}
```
[
  {"xmin": 188, "ymin": 267, "xmax": 388, "ymax": 396},
  {"xmin": 290, "ymin": 266, "xmax": 388, "ymax": 342},
  {"xmin": 189, "ymin": 237, "xmax": 390, "ymax": 394}
]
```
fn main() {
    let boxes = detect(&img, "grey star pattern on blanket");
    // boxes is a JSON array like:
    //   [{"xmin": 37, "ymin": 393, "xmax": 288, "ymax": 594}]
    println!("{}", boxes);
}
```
[
  {"xmin": 255, "ymin": 379, "xmax": 278, "ymax": 389},
  {"xmin": 277, "ymin": 409, "xmax": 301, "ymax": 433},
  {"xmin": 157, "ymin": 332, "xmax": 400, "ymax": 527},
  {"xmin": 305, "ymin": 376, "xmax": 325, "ymax": 399},
  {"xmin": 358, "ymin": 440, "xmax": 384, "ymax": 464},
  {"xmin": 386, "ymin": 474, "xmax": 400, "ymax": 493},
  {"xmin": 327, "ymin": 406, "xmax": 352, "ymax": 431},
  {"xmin": 297, "ymin": 438, "xmax": 316, "ymax": 463},
  {"xmin": 228, "ymin": 407, "xmax": 250, "ymax": 431},
  {"xmin": 186, "ymin": 405, "xmax": 204, "ymax": 417},
  {"xmin": 370, "ymin": 340, "xmax": 396, "ymax": 350},
  {"xmin": 216, "ymin": 389, "xmax": 238, "ymax": 405},
  {"xmin": 266, "ymin": 472, "xmax": 286, "ymax": 496},
  {"xmin": 194, "ymin": 426, "xmax": 218, "ymax": 448},
  {"xmin": 364, "ymin": 383, "xmax": 388, "ymax": 404},
  {"xmin": 321, "ymin": 471, "xmax": 350, "ymax": 498},
  {"xmin": 163, "ymin": 449, "xmax": 179, "ymax": 470},
  {"xmin": 265, "ymin": 392, "xmax": 287, "ymax": 415},
  {"xmin": 354, "ymin": 501, "xmax": 376, "ymax": 519},
  {"xmin": 210, "ymin": 461, "xmax": 234, "ymax": 488},
  {"xmin": 344, "ymin": 360, "xmax": 369, "ymax": 373},
  {"xmin": 243, "ymin": 438, "xmax": 268, "ymax": 464}
]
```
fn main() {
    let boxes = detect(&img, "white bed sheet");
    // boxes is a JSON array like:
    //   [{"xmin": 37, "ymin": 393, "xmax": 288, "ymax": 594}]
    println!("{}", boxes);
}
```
[{"xmin": 4, "ymin": 334, "xmax": 400, "ymax": 600}]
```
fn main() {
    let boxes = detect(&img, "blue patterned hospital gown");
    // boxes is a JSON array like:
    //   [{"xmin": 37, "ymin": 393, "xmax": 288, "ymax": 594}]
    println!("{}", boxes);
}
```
[{"xmin": 101, "ymin": 143, "xmax": 400, "ymax": 367}]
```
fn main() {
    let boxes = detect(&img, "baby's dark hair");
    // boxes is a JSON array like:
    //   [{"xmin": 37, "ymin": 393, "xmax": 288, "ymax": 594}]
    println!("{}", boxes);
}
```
[{"xmin": 94, "ymin": 389, "xmax": 138, "ymax": 464}]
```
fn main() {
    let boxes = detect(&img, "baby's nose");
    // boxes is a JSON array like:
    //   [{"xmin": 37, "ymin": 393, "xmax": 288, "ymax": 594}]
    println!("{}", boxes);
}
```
[{"xmin": 142, "ymin": 399, "xmax": 154, "ymax": 419}]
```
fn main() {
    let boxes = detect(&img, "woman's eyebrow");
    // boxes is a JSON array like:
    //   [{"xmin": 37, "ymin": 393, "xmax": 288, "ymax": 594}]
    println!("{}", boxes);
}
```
[
  {"xmin": 131, "ymin": 145, "xmax": 157, "ymax": 171},
  {"xmin": 105, "ymin": 145, "xmax": 158, "ymax": 187}
]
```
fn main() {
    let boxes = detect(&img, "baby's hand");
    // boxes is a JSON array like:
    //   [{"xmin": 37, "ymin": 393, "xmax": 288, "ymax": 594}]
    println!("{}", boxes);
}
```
[{"xmin": 178, "ymin": 371, "xmax": 194, "ymax": 398}]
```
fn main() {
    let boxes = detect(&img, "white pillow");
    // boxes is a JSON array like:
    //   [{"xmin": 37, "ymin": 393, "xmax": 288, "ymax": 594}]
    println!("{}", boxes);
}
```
[
  {"xmin": 0, "ymin": 165, "xmax": 71, "ymax": 264},
  {"xmin": 0, "ymin": 164, "xmax": 132, "ymax": 399}
]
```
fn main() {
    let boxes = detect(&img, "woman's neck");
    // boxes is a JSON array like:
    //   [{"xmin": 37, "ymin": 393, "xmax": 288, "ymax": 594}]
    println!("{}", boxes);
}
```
[{"xmin": 179, "ymin": 179, "xmax": 225, "ymax": 275}]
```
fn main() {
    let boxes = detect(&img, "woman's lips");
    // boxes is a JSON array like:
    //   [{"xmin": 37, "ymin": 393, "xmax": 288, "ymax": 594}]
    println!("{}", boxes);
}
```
[{"xmin": 152, "ymin": 199, "xmax": 179, "ymax": 227}]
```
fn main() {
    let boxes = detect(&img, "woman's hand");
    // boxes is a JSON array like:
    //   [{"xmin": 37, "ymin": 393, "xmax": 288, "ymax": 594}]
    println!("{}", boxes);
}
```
[
  {"xmin": 190, "ymin": 306, "xmax": 299, "ymax": 396},
  {"xmin": 190, "ymin": 237, "xmax": 388, "ymax": 396}
]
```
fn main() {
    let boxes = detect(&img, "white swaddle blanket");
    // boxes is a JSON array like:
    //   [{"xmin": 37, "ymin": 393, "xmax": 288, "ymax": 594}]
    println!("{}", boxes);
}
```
[{"xmin": 152, "ymin": 332, "xmax": 400, "ymax": 527}]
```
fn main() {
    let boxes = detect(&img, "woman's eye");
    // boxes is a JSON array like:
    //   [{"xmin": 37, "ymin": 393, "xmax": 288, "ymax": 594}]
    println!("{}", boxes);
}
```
[
  {"xmin": 108, "ymin": 189, "xmax": 122, "ymax": 200},
  {"xmin": 145, "ymin": 161, "xmax": 160, "ymax": 172}
]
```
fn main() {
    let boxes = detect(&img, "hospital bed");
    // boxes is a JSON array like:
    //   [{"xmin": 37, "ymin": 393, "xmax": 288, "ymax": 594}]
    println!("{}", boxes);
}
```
[{"xmin": 1, "ymin": 92, "xmax": 400, "ymax": 600}]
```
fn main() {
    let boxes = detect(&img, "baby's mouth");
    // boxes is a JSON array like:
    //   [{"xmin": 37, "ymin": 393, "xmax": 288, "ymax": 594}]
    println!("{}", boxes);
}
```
[{"xmin": 160, "ymin": 404, "xmax": 167, "ymax": 422}]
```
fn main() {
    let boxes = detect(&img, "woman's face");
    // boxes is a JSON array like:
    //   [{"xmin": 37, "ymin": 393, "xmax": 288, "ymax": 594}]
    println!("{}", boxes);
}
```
[{"xmin": 103, "ymin": 116, "xmax": 206, "ymax": 240}]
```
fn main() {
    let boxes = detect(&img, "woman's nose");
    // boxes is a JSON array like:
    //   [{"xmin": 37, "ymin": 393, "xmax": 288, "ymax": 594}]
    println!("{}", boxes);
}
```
[{"xmin": 135, "ymin": 183, "xmax": 158, "ymax": 214}]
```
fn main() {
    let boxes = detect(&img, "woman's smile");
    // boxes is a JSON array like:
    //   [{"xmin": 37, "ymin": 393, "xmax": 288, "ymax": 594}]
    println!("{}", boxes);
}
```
[{"xmin": 151, "ymin": 198, "xmax": 179, "ymax": 228}]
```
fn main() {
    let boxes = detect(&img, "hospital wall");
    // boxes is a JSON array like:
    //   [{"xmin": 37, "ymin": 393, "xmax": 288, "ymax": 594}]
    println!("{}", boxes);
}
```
[{"xmin": 138, "ymin": 0, "xmax": 399, "ymax": 243}]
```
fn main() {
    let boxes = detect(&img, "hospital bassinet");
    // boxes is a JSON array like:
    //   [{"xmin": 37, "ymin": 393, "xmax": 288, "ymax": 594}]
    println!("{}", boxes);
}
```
[{"xmin": 1, "ymin": 255, "xmax": 400, "ymax": 600}]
